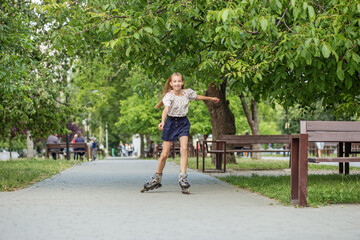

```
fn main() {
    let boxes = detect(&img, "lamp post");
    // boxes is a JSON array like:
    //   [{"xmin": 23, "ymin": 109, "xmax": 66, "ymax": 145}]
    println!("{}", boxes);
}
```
[{"xmin": 85, "ymin": 90, "xmax": 98, "ymax": 141}]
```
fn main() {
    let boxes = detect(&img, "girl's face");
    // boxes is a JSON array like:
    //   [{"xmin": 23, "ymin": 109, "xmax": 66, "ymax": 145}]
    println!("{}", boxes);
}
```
[{"xmin": 170, "ymin": 75, "xmax": 184, "ymax": 91}]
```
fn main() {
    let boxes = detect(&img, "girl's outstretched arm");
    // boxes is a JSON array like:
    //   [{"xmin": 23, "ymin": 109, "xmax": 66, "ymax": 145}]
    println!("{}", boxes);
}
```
[
  {"xmin": 196, "ymin": 95, "xmax": 220, "ymax": 103},
  {"xmin": 158, "ymin": 106, "xmax": 169, "ymax": 130}
]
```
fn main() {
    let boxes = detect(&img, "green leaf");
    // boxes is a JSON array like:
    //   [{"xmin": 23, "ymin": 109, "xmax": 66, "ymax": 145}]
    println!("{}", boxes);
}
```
[
  {"xmin": 352, "ymin": 52, "xmax": 360, "ymax": 63},
  {"xmin": 143, "ymin": 27, "xmax": 152, "ymax": 33},
  {"xmin": 345, "ymin": 78, "xmax": 352, "ymax": 89},
  {"xmin": 308, "ymin": 6, "xmax": 315, "ymax": 21},
  {"xmin": 126, "ymin": 46, "xmax": 131, "ymax": 57},
  {"xmin": 222, "ymin": 9, "xmax": 230, "ymax": 22},
  {"xmin": 291, "ymin": 0, "xmax": 296, "ymax": 7},
  {"xmin": 303, "ymin": 2, "xmax": 308, "ymax": 10},
  {"xmin": 336, "ymin": 67, "xmax": 344, "ymax": 81},
  {"xmin": 321, "ymin": 44, "xmax": 331, "ymax": 58},
  {"xmin": 134, "ymin": 32, "xmax": 140, "ymax": 39},
  {"xmin": 260, "ymin": 18, "xmax": 268, "ymax": 31}
]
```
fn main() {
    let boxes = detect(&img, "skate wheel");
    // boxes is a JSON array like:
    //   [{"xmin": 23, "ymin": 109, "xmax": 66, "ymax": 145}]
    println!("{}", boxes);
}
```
[
  {"xmin": 182, "ymin": 189, "xmax": 190, "ymax": 194},
  {"xmin": 140, "ymin": 189, "xmax": 146, "ymax": 193}
]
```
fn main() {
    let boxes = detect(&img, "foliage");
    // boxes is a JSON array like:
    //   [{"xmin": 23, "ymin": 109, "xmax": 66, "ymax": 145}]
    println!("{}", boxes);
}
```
[
  {"xmin": 1, "ymin": 1, "xmax": 74, "ymax": 142},
  {"xmin": 117, "ymin": 94, "xmax": 160, "ymax": 137},
  {"xmin": 277, "ymin": 101, "xmax": 353, "ymax": 134},
  {"xmin": 38, "ymin": 0, "xmax": 360, "ymax": 117}
]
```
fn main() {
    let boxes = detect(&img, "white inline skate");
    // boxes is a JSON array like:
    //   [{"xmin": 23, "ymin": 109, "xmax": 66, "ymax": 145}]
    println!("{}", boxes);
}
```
[
  {"xmin": 179, "ymin": 172, "xmax": 190, "ymax": 194},
  {"xmin": 141, "ymin": 173, "xmax": 162, "ymax": 193}
]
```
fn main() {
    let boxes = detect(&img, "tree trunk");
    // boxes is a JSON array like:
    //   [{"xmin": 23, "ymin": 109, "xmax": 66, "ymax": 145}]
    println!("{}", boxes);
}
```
[
  {"xmin": 9, "ymin": 137, "xmax": 12, "ymax": 160},
  {"xmin": 239, "ymin": 93, "xmax": 261, "ymax": 159},
  {"xmin": 204, "ymin": 80, "xmax": 236, "ymax": 163},
  {"xmin": 140, "ymin": 134, "xmax": 145, "ymax": 158},
  {"xmin": 26, "ymin": 131, "xmax": 34, "ymax": 159}
]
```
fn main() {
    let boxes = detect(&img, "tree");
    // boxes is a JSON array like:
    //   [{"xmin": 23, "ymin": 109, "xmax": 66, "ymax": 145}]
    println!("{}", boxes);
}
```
[
  {"xmin": 39, "ymin": 1, "xmax": 360, "ymax": 156},
  {"xmin": 1, "ymin": 1, "xmax": 73, "ymax": 152}
]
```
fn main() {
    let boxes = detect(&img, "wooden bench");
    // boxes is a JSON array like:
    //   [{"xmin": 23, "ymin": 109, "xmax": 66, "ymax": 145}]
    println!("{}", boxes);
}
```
[
  {"xmin": 291, "ymin": 120, "xmax": 360, "ymax": 207},
  {"xmin": 153, "ymin": 142, "xmax": 195, "ymax": 159},
  {"xmin": 46, "ymin": 143, "xmax": 89, "ymax": 161},
  {"xmin": 197, "ymin": 135, "xmax": 291, "ymax": 172}
]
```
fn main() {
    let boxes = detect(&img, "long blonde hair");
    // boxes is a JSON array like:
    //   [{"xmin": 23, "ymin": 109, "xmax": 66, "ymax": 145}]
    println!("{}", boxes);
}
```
[{"xmin": 155, "ymin": 72, "xmax": 184, "ymax": 109}]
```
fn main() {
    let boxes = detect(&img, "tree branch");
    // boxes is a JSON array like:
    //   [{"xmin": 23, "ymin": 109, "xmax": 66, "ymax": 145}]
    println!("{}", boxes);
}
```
[
  {"xmin": 276, "ymin": 8, "xmax": 288, "ymax": 27},
  {"xmin": 234, "ymin": 19, "xmax": 260, "ymax": 35},
  {"xmin": 75, "ymin": 16, "xmax": 127, "ymax": 35}
]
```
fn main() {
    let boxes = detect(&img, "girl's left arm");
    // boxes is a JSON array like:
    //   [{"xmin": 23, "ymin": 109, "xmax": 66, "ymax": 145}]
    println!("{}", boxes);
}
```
[{"xmin": 196, "ymin": 95, "xmax": 220, "ymax": 103}]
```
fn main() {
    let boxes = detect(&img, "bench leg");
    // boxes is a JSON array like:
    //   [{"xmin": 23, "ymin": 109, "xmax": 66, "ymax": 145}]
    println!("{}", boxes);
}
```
[
  {"xmin": 291, "ymin": 134, "xmax": 308, "ymax": 207},
  {"xmin": 291, "ymin": 137, "xmax": 299, "ymax": 205},
  {"xmin": 345, "ymin": 142, "xmax": 351, "ymax": 175},
  {"xmin": 196, "ymin": 141, "xmax": 199, "ymax": 170},
  {"xmin": 202, "ymin": 142, "xmax": 206, "ymax": 172},
  {"xmin": 339, "ymin": 142, "xmax": 344, "ymax": 174},
  {"xmin": 298, "ymin": 134, "xmax": 308, "ymax": 207}
]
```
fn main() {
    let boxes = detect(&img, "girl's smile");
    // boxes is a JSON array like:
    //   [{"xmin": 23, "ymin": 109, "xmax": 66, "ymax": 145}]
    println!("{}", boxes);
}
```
[{"xmin": 170, "ymin": 75, "xmax": 184, "ymax": 91}]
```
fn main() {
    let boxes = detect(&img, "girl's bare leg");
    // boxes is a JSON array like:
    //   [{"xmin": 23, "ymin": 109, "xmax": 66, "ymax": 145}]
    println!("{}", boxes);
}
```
[
  {"xmin": 179, "ymin": 136, "xmax": 189, "ymax": 173},
  {"xmin": 156, "ymin": 141, "xmax": 172, "ymax": 174}
]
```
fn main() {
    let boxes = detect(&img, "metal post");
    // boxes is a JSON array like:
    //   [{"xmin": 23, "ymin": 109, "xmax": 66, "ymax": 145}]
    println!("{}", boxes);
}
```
[
  {"xmin": 65, "ymin": 96, "xmax": 70, "ymax": 160},
  {"xmin": 106, "ymin": 123, "xmax": 108, "ymax": 156}
]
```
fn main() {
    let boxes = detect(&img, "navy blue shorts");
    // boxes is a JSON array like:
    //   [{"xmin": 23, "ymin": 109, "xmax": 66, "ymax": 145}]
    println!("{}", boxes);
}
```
[{"xmin": 161, "ymin": 116, "xmax": 191, "ymax": 142}]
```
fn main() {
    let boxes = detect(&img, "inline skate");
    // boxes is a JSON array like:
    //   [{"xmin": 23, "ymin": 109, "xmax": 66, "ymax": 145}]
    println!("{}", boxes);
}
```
[
  {"xmin": 140, "ymin": 173, "xmax": 162, "ymax": 193},
  {"xmin": 179, "ymin": 172, "xmax": 190, "ymax": 194}
]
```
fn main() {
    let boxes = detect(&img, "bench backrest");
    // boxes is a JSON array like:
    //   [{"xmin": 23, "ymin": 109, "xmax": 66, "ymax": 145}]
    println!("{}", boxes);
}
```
[
  {"xmin": 46, "ymin": 143, "xmax": 88, "ymax": 149},
  {"xmin": 220, "ymin": 135, "xmax": 290, "ymax": 144},
  {"xmin": 300, "ymin": 120, "xmax": 360, "ymax": 142}
]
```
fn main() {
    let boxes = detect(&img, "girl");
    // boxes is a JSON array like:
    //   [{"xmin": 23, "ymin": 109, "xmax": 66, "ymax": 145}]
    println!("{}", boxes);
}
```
[{"xmin": 141, "ymin": 72, "xmax": 220, "ymax": 194}]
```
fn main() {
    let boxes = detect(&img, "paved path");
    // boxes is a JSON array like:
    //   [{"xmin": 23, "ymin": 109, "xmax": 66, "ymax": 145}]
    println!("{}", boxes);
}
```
[{"xmin": 0, "ymin": 157, "xmax": 359, "ymax": 240}]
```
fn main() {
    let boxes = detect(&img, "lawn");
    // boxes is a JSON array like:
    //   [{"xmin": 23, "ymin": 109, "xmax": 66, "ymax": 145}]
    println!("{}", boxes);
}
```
[
  {"xmin": 0, "ymin": 158, "xmax": 78, "ymax": 191},
  {"xmin": 220, "ymin": 174, "xmax": 360, "ymax": 206}
]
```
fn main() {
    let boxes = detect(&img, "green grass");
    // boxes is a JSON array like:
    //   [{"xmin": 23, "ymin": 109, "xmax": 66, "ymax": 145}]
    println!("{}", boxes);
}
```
[
  {"xmin": 0, "ymin": 158, "xmax": 78, "ymax": 191},
  {"xmin": 168, "ymin": 156, "xmax": 360, "ymax": 171},
  {"xmin": 219, "ymin": 174, "xmax": 360, "ymax": 206}
]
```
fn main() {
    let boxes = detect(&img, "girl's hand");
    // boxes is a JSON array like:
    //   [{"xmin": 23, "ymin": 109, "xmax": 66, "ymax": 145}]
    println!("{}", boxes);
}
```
[
  {"xmin": 158, "ymin": 122, "xmax": 165, "ymax": 130},
  {"xmin": 211, "ymin": 97, "xmax": 220, "ymax": 103}
]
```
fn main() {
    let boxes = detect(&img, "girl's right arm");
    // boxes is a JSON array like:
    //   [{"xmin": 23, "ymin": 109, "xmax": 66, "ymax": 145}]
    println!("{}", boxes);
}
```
[{"xmin": 158, "ymin": 106, "xmax": 169, "ymax": 130}]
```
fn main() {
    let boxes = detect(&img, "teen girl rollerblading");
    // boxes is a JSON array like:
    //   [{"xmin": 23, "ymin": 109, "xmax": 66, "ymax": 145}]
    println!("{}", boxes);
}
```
[{"xmin": 140, "ymin": 72, "xmax": 220, "ymax": 194}]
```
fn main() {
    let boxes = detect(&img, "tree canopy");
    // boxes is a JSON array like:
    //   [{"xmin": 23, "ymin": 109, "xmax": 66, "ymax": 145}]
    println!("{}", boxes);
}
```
[
  {"xmin": 1, "ymin": 1, "xmax": 73, "ymax": 141},
  {"xmin": 39, "ymin": 0, "xmax": 360, "ymax": 117}
]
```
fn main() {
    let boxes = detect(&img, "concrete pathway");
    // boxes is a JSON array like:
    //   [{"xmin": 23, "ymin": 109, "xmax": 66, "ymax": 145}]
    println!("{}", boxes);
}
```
[{"xmin": 0, "ymin": 157, "xmax": 359, "ymax": 240}]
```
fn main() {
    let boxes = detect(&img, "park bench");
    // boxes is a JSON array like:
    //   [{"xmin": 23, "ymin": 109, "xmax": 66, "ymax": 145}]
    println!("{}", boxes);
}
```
[
  {"xmin": 46, "ymin": 142, "xmax": 89, "ymax": 161},
  {"xmin": 153, "ymin": 142, "xmax": 195, "ymax": 159},
  {"xmin": 291, "ymin": 120, "xmax": 360, "ymax": 207},
  {"xmin": 197, "ymin": 135, "xmax": 291, "ymax": 173}
]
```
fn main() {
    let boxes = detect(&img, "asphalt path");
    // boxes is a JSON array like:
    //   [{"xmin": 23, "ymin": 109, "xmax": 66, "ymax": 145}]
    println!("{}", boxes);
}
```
[{"xmin": 0, "ymin": 157, "xmax": 359, "ymax": 240}]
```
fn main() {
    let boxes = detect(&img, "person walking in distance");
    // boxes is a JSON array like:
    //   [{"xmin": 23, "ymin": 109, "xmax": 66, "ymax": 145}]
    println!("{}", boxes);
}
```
[{"xmin": 141, "ymin": 72, "xmax": 220, "ymax": 194}]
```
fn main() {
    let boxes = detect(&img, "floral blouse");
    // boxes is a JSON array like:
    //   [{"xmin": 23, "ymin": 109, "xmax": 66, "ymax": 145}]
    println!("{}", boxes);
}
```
[{"xmin": 162, "ymin": 89, "xmax": 198, "ymax": 117}]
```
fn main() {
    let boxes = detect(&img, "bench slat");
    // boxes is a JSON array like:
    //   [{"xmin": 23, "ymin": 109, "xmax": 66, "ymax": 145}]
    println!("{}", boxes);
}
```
[
  {"xmin": 301, "ymin": 121, "xmax": 360, "ymax": 133},
  {"xmin": 208, "ymin": 149, "xmax": 290, "ymax": 153},
  {"xmin": 220, "ymin": 135, "xmax": 290, "ymax": 144},
  {"xmin": 309, "ymin": 157, "xmax": 360, "ymax": 163},
  {"xmin": 307, "ymin": 132, "xmax": 360, "ymax": 142}
]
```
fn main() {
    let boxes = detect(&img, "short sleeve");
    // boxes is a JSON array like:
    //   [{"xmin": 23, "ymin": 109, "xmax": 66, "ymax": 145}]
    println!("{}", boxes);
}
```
[
  {"xmin": 162, "ymin": 93, "xmax": 173, "ymax": 107},
  {"xmin": 186, "ymin": 88, "xmax": 197, "ymax": 101}
]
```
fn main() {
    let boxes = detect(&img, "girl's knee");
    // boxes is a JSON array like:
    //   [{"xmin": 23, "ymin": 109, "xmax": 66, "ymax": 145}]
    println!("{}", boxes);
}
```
[{"xmin": 160, "ymin": 152, "xmax": 169, "ymax": 161}]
